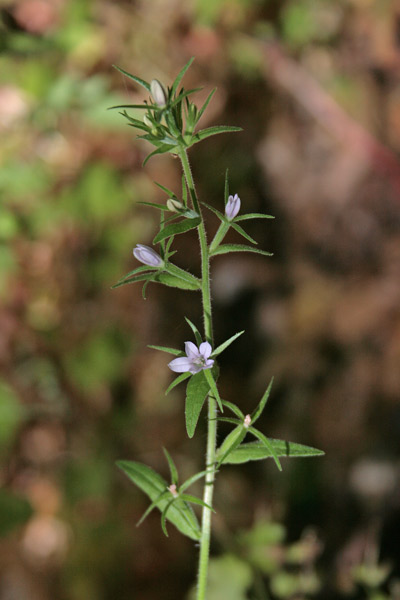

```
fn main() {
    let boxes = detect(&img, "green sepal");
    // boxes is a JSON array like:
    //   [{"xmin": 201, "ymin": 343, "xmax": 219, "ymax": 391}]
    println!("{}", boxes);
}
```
[
  {"xmin": 112, "ymin": 65, "xmax": 151, "ymax": 91},
  {"xmin": 251, "ymin": 377, "xmax": 274, "ymax": 425},
  {"xmin": 184, "ymin": 317, "xmax": 202, "ymax": 346},
  {"xmin": 116, "ymin": 461, "xmax": 200, "ymax": 540},
  {"xmin": 148, "ymin": 345, "xmax": 181, "ymax": 355},
  {"xmin": 221, "ymin": 440, "xmax": 325, "ymax": 464},
  {"xmin": 153, "ymin": 216, "xmax": 201, "ymax": 244},
  {"xmin": 190, "ymin": 125, "xmax": 242, "ymax": 145},
  {"xmin": 212, "ymin": 330, "xmax": 244, "ymax": 357},
  {"xmin": 210, "ymin": 244, "xmax": 273, "ymax": 258},
  {"xmin": 185, "ymin": 371, "xmax": 210, "ymax": 438},
  {"xmin": 165, "ymin": 372, "xmax": 191, "ymax": 395}
]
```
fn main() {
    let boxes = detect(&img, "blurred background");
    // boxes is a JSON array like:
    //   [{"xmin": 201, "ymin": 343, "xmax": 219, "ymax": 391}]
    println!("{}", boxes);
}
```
[{"xmin": 1, "ymin": 0, "xmax": 400, "ymax": 598}]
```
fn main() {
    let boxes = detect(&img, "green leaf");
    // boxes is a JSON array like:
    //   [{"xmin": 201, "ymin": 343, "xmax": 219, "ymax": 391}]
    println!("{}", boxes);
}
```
[
  {"xmin": 171, "ymin": 57, "xmax": 195, "ymax": 97},
  {"xmin": 148, "ymin": 344, "xmax": 181, "ymax": 355},
  {"xmin": 230, "ymin": 222, "xmax": 257, "ymax": 245},
  {"xmin": 117, "ymin": 461, "xmax": 200, "ymax": 540},
  {"xmin": 221, "ymin": 400, "xmax": 244, "ymax": 420},
  {"xmin": 169, "ymin": 88, "xmax": 203, "ymax": 109},
  {"xmin": 153, "ymin": 217, "xmax": 200, "ymax": 244},
  {"xmin": 196, "ymin": 88, "xmax": 216, "ymax": 125},
  {"xmin": 180, "ymin": 494, "xmax": 214, "ymax": 512},
  {"xmin": 137, "ymin": 201, "xmax": 168, "ymax": 211},
  {"xmin": 115, "ymin": 264, "xmax": 155, "ymax": 283},
  {"xmin": 136, "ymin": 490, "xmax": 169, "ymax": 527},
  {"xmin": 165, "ymin": 372, "xmax": 191, "ymax": 395},
  {"xmin": 185, "ymin": 317, "xmax": 203, "ymax": 346},
  {"xmin": 112, "ymin": 65, "xmax": 151, "ymax": 91},
  {"xmin": 210, "ymin": 244, "xmax": 273, "ymax": 258},
  {"xmin": 109, "ymin": 103, "xmax": 157, "ymax": 111},
  {"xmin": 112, "ymin": 272, "xmax": 155, "ymax": 289},
  {"xmin": 185, "ymin": 371, "xmax": 210, "ymax": 438},
  {"xmin": 161, "ymin": 497, "xmax": 176, "ymax": 537},
  {"xmin": 143, "ymin": 144, "xmax": 177, "ymax": 167},
  {"xmin": 249, "ymin": 427, "xmax": 282, "ymax": 471},
  {"xmin": 203, "ymin": 368, "xmax": 223, "ymax": 412},
  {"xmin": 251, "ymin": 377, "xmax": 274, "ymax": 424},
  {"xmin": 221, "ymin": 440, "xmax": 325, "ymax": 465},
  {"xmin": 216, "ymin": 424, "xmax": 247, "ymax": 467},
  {"xmin": 212, "ymin": 331, "xmax": 244, "ymax": 357},
  {"xmin": 191, "ymin": 126, "xmax": 242, "ymax": 144},
  {"xmin": 163, "ymin": 448, "xmax": 178, "ymax": 485},
  {"xmin": 154, "ymin": 181, "xmax": 176, "ymax": 198},
  {"xmin": 234, "ymin": 213, "xmax": 274, "ymax": 221},
  {"xmin": 179, "ymin": 469, "xmax": 208, "ymax": 493},
  {"xmin": 155, "ymin": 271, "xmax": 201, "ymax": 291}
]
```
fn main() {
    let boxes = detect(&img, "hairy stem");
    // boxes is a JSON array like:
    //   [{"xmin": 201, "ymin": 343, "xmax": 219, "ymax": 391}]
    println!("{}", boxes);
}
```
[{"xmin": 179, "ymin": 148, "xmax": 217, "ymax": 600}]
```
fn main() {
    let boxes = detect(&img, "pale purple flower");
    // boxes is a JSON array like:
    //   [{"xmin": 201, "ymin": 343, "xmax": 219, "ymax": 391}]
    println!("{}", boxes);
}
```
[
  {"xmin": 150, "ymin": 79, "xmax": 167, "ymax": 107},
  {"xmin": 133, "ymin": 244, "xmax": 163, "ymax": 267},
  {"xmin": 225, "ymin": 193, "xmax": 241, "ymax": 221},
  {"xmin": 168, "ymin": 341, "xmax": 214, "ymax": 375}
]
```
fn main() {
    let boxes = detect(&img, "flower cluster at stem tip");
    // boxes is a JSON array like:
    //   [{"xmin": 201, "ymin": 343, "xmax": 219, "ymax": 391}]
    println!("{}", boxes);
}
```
[{"xmin": 168, "ymin": 342, "xmax": 214, "ymax": 375}]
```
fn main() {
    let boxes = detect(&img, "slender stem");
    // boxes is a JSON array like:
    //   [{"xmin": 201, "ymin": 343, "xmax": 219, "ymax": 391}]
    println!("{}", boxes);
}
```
[{"xmin": 179, "ymin": 148, "xmax": 217, "ymax": 600}]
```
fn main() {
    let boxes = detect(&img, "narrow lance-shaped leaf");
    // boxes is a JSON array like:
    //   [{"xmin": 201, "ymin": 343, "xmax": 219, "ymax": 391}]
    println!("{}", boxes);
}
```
[
  {"xmin": 117, "ymin": 461, "xmax": 200, "ymax": 540},
  {"xmin": 170, "ymin": 57, "xmax": 195, "ymax": 97},
  {"xmin": 234, "ymin": 213, "xmax": 275, "ymax": 222},
  {"xmin": 180, "ymin": 494, "xmax": 214, "ymax": 512},
  {"xmin": 230, "ymin": 222, "xmax": 258, "ymax": 245},
  {"xmin": 185, "ymin": 371, "xmax": 210, "ymax": 438},
  {"xmin": 196, "ymin": 88, "xmax": 216, "ymax": 125},
  {"xmin": 210, "ymin": 244, "xmax": 273, "ymax": 258},
  {"xmin": 112, "ymin": 272, "xmax": 156, "ymax": 289},
  {"xmin": 143, "ymin": 144, "xmax": 177, "ymax": 167},
  {"xmin": 221, "ymin": 399, "xmax": 245, "ymax": 420},
  {"xmin": 165, "ymin": 372, "xmax": 191, "ymax": 395},
  {"xmin": 184, "ymin": 317, "xmax": 202, "ymax": 346},
  {"xmin": 179, "ymin": 470, "xmax": 208, "ymax": 493},
  {"xmin": 248, "ymin": 427, "xmax": 282, "ymax": 471},
  {"xmin": 136, "ymin": 490, "xmax": 169, "ymax": 526},
  {"xmin": 221, "ymin": 440, "xmax": 325, "ymax": 465},
  {"xmin": 191, "ymin": 126, "xmax": 242, "ymax": 145},
  {"xmin": 148, "ymin": 344, "xmax": 181, "ymax": 355},
  {"xmin": 251, "ymin": 377, "xmax": 274, "ymax": 425},
  {"xmin": 216, "ymin": 424, "xmax": 247, "ymax": 467},
  {"xmin": 112, "ymin": 65, "xmax": 151, "ymax": 91},
  {"xmin": 212, "ymin": 331, "xmax": 244, "ymax": 358},
  {"xmin": 203, "ymin": 368, "xmax": 223, "ymax": 413},
  {"xmin": 153, "ymin": 217, "xmax": 201, "ymax": 244},
  {"xmin": 163, "ymin": 448, "xmax": 178, "ymax": 485},
  {"xmin": 155, "ymin": 271, "xmax": 201, "ymax": 291}
]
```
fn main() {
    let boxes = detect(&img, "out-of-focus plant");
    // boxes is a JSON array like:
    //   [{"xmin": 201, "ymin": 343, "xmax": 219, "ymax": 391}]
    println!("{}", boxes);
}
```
[{"xmin": 111, "ymin": 58, "xmax": 324, "ymax": 599}]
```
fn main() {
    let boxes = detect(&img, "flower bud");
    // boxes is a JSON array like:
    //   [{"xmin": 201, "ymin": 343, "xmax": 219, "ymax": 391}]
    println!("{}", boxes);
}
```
[
  {"xmin": 168, "ymin": 484, "xmax": 178, "ymax": 498},
  {"xmin": 150, "ymin": 79, "xmax": 167, "ymax": 107},
  {"xmin": 167, "ymin": 198, "xmax": 184, "ymax": 212},
  {"xmin": 225, "ymin": 193, "xmax": 241, "ymax": 221},
  {"xmin": 133, "ymin": 244, "xmax": 163, "ymax": 267},
  {"xmin": 243, "ymin": 414, "xmax": 251, "ymax": 429},
  {"xmin": 143, "ymin": 115, "xmax": 153, "ymax": 128}
]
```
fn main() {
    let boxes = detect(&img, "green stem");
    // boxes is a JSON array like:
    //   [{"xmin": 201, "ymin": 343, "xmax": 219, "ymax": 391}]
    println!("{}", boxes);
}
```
[{"xmin": 179, "ymin": 148, "xmax": 217, "ymax": 600}]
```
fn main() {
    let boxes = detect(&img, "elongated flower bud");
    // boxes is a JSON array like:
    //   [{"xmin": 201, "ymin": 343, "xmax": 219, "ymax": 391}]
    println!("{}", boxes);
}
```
[
  {"xmin": 150, "ymin": 79, "xmax": 167, "ymax": 107},
  {"xmin": 167, "ymin": 198, "xmax": 184, "ymax": 212},
  {"xmin": 133, "ymin": 244, "xmax": 163, "ymax": 267},
  {"xmin": 225, "ymin": 193, "xmax": 241, "ymax": 221}
]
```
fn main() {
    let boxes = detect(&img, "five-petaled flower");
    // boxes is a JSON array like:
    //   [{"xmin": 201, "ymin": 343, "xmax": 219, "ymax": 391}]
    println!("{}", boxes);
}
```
[
  {"xmin": 225, "ymin": 193, "xmax": 241, "ymax": 221},
  {"xmin": 133, "ymin": 244, "xmax": 164, "ymax": 268},
  {"xmin": 168, "ymin": 341, "xmax": 214, "ymax": 375}
]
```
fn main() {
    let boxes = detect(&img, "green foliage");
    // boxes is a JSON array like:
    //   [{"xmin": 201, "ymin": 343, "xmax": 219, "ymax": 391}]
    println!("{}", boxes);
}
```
[
  {"xmin": 0, "ymin": 381, "xmax": 23, "ymax": 454},
  {"xmin": 185, "ymin": 371, "xmax": 210, "ymax": 438},
  {"xmin": 221, "ymin": 440, "xmax": 325, "ymax": 464}
]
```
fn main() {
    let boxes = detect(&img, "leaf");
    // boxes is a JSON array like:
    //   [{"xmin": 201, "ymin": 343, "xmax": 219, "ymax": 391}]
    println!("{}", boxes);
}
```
[
  {"xmin": 117, "ymin": 461, "xmax": 200, "ymax": 540},
  {"xmin": 111, "ymin": 272, "xmax": 155, "ymax": 289},
  {"xmin": 109, "ymin": 104, "xmax": 157, "ymax": 111},
  {"xmin": 196, "ymin": 88, "xmax": 216, "ymax": 124},
  {"xmin": 155, "ymin": 271, "xmax": 201, "ymax": 291},
  {"xmin": 203, "ymin": 368, "xmax": 223, "ymax": 412},
  {"xmin": 249, "ymin": 427, "xmax": 282, "ymax": 471},
  {"xmin": 136, "ymin": 490, "xmax": 169, "ymax": 527},
  {"xmin": 221, "ymin": 440, "xmax": 325, "ymax": 465},
  {"xmin": 191, "ymin": 126, "xmax": 242, "ymax": 144},
  {"xmin": 154, "ymin": 181, "xmax": 176, "ymax": 198},
  {"xmin": 251, "ymin": 377, "xmax": 274, "ymax": 425},
  {"xmin": 221, "ymin": 400, "xmax": 244, "ymax": 420},
  {"xmin": 137, "ymin": 201, "xmax": 168, "ymax": 211},
  {"xmin": 210, "ymin": 244, "xmax": 273, "ymax": 258},
  {"xmin": 143, "ymin": 144, "xmax": 177, "ymax": 167},
  {"xmin": 169, "ymin": 88, "xmax": 203, "ymax": 109},
  {"xmin": 185, "ymin": 371, "xmax": 210, "ymax": 438},
  {"xmin": 234, "ymin": 213, "xmax": 274, "ymax": 221},
  {"xmin": 179, "ymin": 469, "xmax": 208, "ymax": 493},
  {"xmin": 185, "ymin": 317, "xmax": 202, "ymax": 346},
  {"xmin": 212, "ymin": 331, "xmax": 244, "ymax": 357},
  {"xmin": 153, "ymin": 217, "xmax": 200, "ymax": 244},
  {"xmin": 165, "ymin": 372, "xmax": 191, "ymax": 395},
  {"xmin": 216, "ymin": 424, "xmax": 247, "ymax": 467},
  {"xmin": 112, "ymin": 65, "xmax": 151, "ymax": 91},
  {"xmin": 230, "ymin": 222, "xmax": 257, "ymax": 245},
  {"xmin": 115, "ymin": 264, "xmax": 155, "ymax": 283},
  {"xmin": 180, "ymin": 494, "xmax": 214, "ymax": 512},
  {"xmin": 163, "ymin": 448, "xmax": 178, "ymax": 485},
  {"xmin": 148, "ymin": 345, "xmax": 181, "ymax": 356},
  {"xmin": 171, "ymin": 57, "xmax": 195, "ymax": 97}
]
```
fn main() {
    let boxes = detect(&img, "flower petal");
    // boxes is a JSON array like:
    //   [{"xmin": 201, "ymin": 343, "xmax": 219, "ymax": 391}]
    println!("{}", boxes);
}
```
[
  {"xmin": 168, "ymin": 357, "xmax": 193, "ymax": 373},
  {"xmin": 185, "ymin": 341, "xmax": 200, "ymax": 360},
  {"xmin": 199, "ymin": 342, "xmax": 212, "ymax": 360}
]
